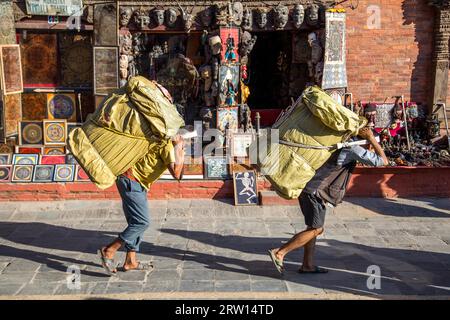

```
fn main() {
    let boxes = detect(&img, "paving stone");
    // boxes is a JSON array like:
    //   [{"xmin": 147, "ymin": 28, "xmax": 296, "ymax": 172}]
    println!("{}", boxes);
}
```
[
  {"xmin": 251, "ymin": 280, "xmax": 288, "ymax": 292},
  {"xmin": 286, "ymin": 281, "xmax": 325, "ymax": 294},
  {"xmin": 2, "ymin": 259, "xmax": 41, "ymax": 273},
  {"xmin": 179, "ymin": 280, "xmax": 214, "ymax": 292},
  {"xmin": 32, "ymin": 271, "xmax": 70, "ymax": 283},
  {"xmin": 106, "ymin": 282, "xmax": 143, "ymax": 294},
  {"xmin": 143, "ymin": 280, "xmax": 180, "ymax": 292},
  {"xmin": 181, "ymin": 269, "xmax": 214, "ymax": 281},
  {"xmin": 0, "ymin": 282, "xmax": 25, "ymax": 295},
  {"xmin": 215, "ymin": 280, "xmax": 251, "ymax": 292},
  {"xmin": 147, "ymin": 269, "xmax": 182, "ymax": 282},
  {"xmin": 18, "ymin": 282, "xmax": 59, "ymax": 295},
  {"xmin": 214, "ymin": 270, "xmax": 250, "ymax": 281}
]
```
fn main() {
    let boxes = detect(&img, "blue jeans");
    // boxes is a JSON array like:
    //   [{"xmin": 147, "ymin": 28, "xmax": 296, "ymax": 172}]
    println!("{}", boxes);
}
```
[{"xmin": 116, "ymin": 175, "xmax": 150, "ymax": 252}]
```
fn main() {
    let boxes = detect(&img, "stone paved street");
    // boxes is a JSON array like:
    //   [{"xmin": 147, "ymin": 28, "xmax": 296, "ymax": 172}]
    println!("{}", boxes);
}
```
[{"xmin": 0, "ymin": 198, "xmax": 449, "ymax": 299}]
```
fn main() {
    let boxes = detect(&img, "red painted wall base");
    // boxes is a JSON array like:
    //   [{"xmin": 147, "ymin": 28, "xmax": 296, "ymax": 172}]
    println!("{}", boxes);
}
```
[{"xmin": 0, "ymin": 167, "xmax": 448, "ymax": 202}]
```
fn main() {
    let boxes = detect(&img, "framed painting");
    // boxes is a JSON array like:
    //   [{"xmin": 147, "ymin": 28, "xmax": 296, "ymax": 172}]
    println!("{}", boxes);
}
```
[
  {"xmin": 217, "ymin": 107, "xmax": 239, "ymax": 132},
  {"xmin": 75, "ymin": 165, "xmax": 91, "ymax": 182},
  {"xmin": 59, "ymin": 33, "xmax": 93, "ymax": 87},
  {"xmin": 53, "ymin": 164, "xmax": 75, "ymax": 182},
  {"xmin": 66, "ymin": 154, "xmax": 78, "ymax": 165},
  {"xmin": 0, "ymin": 45, "xmax": 23, "ymax": 95},
  {"xmin": 40, "ymin": 155, "xmax": 66, "ymax": 165},
  {"xmin": 93, "ymin": 46, "xmax": 119, "ymax": 95},
  {"xmin": 0, "ymin": 99, "xmax": 4, "ymax": 143},
  {"xmin": 0, "ymin": 153, "xmax": 11, "ymax": 165},
  {"xmin": 203, "ymin": 155, "xmax": 230, "ymax": 180},
  {"xmin": 32, "ymin": 165, "xmax": 55, "ymax": 183},
  {"xmin": 19, "ymin": 121, "xmax": 44, "ymax": 145},
  {"xmin": 94, "ymin": 3, "xmax": 118, "ymax": 46},
  {"xmin": 12, "ymin": 154, "xmax": 39, "ymax": 165},
  {"xmin": 43, "ymin": 146, "xmax": 66, "ymax": 155},
  {"xmin": 230, "ymin": 132, "xmax": 254, "ymax": 158},
  {"xmin": 43, "ymin": 120, "xmax": 67, "ymax": 145},
  {"xmin": 47, "ymin": 94, "xmax": 77, "ymax": 121},
  {"xmin": 0, "ymin": 2, "xmax": 15, "ymax": 45},
  {"xmin": 374, "ymin": 103, "xmax": 395, "ymax": 129},
  {"xmin": 233, "ymin": 170, "xmax": 259, "ymax": 206},
  {"xmin": 11, "ymin": 164, "xmax": 34, "ymax": 182},
  {"xmin": 15, "ymin": 145, "xmax": 44, "ymax": 155},
  {"xmin": 218, "ymin": 65, "xmax": 240, "ymax": 106},
  {"xmin": 0, "ymin": 165, "xmax": 12, "ymax": 183},
  {"xmin": 220, "ymin": 27, "xmax": 239, "ymax": 63},
  {"xmin": 22, "ymin": 93, "xmax": 47, "ymax": 120}
]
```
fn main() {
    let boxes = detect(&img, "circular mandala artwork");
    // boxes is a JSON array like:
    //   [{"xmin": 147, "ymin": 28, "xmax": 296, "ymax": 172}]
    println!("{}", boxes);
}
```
[
  {"xmin": 17, "ymin": 158, "xmax": 34, "ymax": 165},
  {"xmin": 0, "ymin": 168, "xmax": 9, "ymax": 179},
  {"xmin": 57, "ymin": 167, "xmax": 71, "ymax": 179},
  {"xmin": 49, "ymin": 95, "xmax": 75, "ymax": 119},
  {"xmin": 23, "ymin": 123, "xmax": 43, "ymax": 144},
  {"xmin": 47, "ymin": 149, "xmax": 65, "ymax": 155},
  {"xmin": 77, "ymin": 168, "xmax": 89, "ymax": 180},
  {"xmin": 46, "ymin": 124, "xmax": 64, "ymax": 142},
  {"xmin": 16, "ymin": 167, "xmax": 31, "ymax": 180},
  {"xmin": 36, "ymin": 167, "xmax": 52, "ymax": 180}
]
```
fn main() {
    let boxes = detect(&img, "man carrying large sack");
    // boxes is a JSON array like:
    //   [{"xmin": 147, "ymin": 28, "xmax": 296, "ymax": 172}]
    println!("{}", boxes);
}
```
[
  {"xmin": 268, "ymin": 126, "xmax": 388, "ymax": 274},
  {"xmin": 68, "ymin": 76, "xmax": 185, "ymax": 275}
]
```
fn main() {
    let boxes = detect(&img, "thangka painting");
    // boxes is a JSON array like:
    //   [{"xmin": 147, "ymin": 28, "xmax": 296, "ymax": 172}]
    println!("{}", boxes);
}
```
[
  {"xmin": 0, "ymin": 153, "xmax": 11, "ymax": 165},
  {"xmin": 22, "ymin": 93, "xmax": 47, "ymax": 120},
  {"xmin": 19, "ymin": 121, "xmax": 44, "ymax": 145},
  {"xmin": 94, "ymin": 4, "xmax": 118, "ymax": 46},
  {"xmin": 321, "ymin": 11, "xmax": 347, "ymax": 90},
  {"xmin": 43, "ymin": 120, "xmax": 67, "ymax": 145},
  {"xmin": 233, "ymin": 170, "xmax": 258, "ymax": 206},
  {"xmin": 47, "ymin": 94, "xmax": 77, "ymax": 121},
  {"xmin": 75, "ymin": 165, "xmax": 90, "ymax": 182},
  {"xmin": 204, "ymin": 156, "xmax": 230, "ymax": 180},
  {"xmin": 93, "ymin": 46, "xmax": 119, "ymax": 95},
  {"xmin": 43, "ymin": 146, "xmax": 65, "ymax": 155},
  {"xmin": 217, "ymin": 107, "xmax": 239, "ymax": 132},
  {"xmin": 33, "ymin": 165, "xmax": 55, "ymax": 183},
  {"xmin": 0, "ymin": 2, "xmax": 15, "ymax": 44},
  {"xmin": 0, "ymin": 45, "xmax": 23, "ymax": 95},
  {"xmin": 0, "ymin": 165, "xmax": 12, "ymax": 182},
  {"xmin": 53, "ymin": 164, "xmax": 75, "ymax": 182},
  {"xmin": 11, "ymin": 164, "xmax": 34, "ymax": 182},
  {"xmin": 15, "ymin": 146, "xmax": 43, "ymax": 155},
  {"xmin": 220, "ymin": 27, "xmax": 239, "ymax": 63},
  {"xmin": 12, "ymin": 154, "xmax": 39, "ymax": 165},
  {"xmin": 218, "ymin": 65, "xmax": 239, "ymax": 106}
]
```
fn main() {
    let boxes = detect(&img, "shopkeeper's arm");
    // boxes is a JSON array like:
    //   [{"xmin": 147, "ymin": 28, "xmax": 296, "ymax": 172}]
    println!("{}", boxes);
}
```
[{"xmin": 168, "ymin": 135, "xmax": 185, "ymax": 180}]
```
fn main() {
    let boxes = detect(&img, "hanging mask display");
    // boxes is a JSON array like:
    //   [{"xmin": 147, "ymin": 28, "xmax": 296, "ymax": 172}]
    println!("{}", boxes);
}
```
[
  {"xmin": 292, "ymin": 4, "xmax": 305, "ymax": 29},
  {"xmin": 232, "ymin": 2, "xmax": 244, "ymax": 26},
  {"xmin": 255, "ymin": 8, "xmax": 268, "ymax": 29},
  {"xmin": 119, "ymin": 7, "xmax": 132, "ymax": 27},
  {"xmin": 179, "ymin": 5, "xmax": 194, "ymax": 32},
  {"xmin": 133, "ymin": 8, "xmax": 150, "ymax": 29},
  {"xmin": 152, "ymin": 8, "xmax": 165, "ymax": 27},
  {"xmin": 242, "ymin": 8, "xmax": 253, "ymax": 31},
  {"xmin": 273, "ymin": 4, "xmax": 289, "ymax": 29},
  {"xmin": 165, "ymin": 8, "xmax": 178, "ymax": 27},
  {"xmin": 306, "ymin": 4, "xmax": 320, "ymax": 26}
]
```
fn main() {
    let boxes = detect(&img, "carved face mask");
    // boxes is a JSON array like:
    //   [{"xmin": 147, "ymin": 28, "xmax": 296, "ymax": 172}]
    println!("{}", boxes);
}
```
[
  {"xmin": 242, "ymin": 8, "xmax": 252, "ymax": 30},
  {"xmin": 200, "ymin": 7, "xmax": 214, "ymax": 27},
  {"xmin": 134, "ymin": 10, "xmax": 150, "ymax": 29},
  {"xmin": 255, "ymin": 9, "xmax": 267, "ymax": 29},
  {"xmin": 292, "ymin": 4, "xmax": 305, "ymax": 29},
  {"xmin": 119, "ymin": 7, "xmax": 132, "ymax": 27},
  {"xmin": 274, "ymin": 4, "xmax": 289, "ymax": 29},
  {"xmin": 153, "ymin": 9, "xmax": 165, "ymax": 26},
  {"xmin": 232, "ymin": 2, "xmax": 244, "ymax": 26},
  {"xmin": 180, "ymin": 7, "xmax": 193, "ymax": 31},
  {"xmin": 306, "ymin": 4, "xmax": 319, "ymax": 26},
  {"xmin": 165, "ymin": 8, "xmax": 178, "ymax": 27}
]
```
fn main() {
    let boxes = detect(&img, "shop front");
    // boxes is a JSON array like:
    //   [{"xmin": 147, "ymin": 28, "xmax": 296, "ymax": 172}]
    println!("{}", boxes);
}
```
[{"xmin": 0, "ymin": 0, "xmax": 449, "ymax": 202}]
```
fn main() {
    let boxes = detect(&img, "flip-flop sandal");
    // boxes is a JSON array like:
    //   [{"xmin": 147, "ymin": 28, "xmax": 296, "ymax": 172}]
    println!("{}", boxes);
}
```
[
  {"xmin": 119, "ymin": 262, "xmax": 154, "ymax": 272},
  {"xmin": 298, "ymin": 266, "xmax": 328, "ymax": 274},
  {"xmin": 97, "ymin": 249, "xmax": 118, "ymax": 276},
  {"xmin": 268, "ymin": 249, "xmax": 284, "ymax": 275}
]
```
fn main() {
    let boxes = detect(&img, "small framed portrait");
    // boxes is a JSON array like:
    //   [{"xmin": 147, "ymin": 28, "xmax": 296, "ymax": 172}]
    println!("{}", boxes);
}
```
[
  {"xmin": 0, "ymin": 165, "xmax": 12, "ymax": 182},
  {"xmin": 219, "ymin": 27, "xmax": 240, "ymax": 63},
  {"xmin": 47, "ymin": 93, "xmax": 77, "ymax": 121},
  {"xmin": 43, "ymin": 146, "xmax": 66, "ymax": 155},
  {"xmin": 12, "ymin": 154, "xmax": 39, "ymax": 165},
  {"xmin": 53, "ymin": 164, "xmax": 75, "ymax": 182},
  {"xmin": 203, "ymin": 155, "xmax": 230, "ymax": 180},
  {"xmin": 19, "ymin": 121, "xmax": 44, "ymax": 145},
  {"xmin": 0, "ymin": 44, "xmax": 23, "ymax": 95},
  {"xmin": 32, "ymin": 165, "xmax": 55, "ymax": 183},
  {"xmin": 40, "ymin": 155, "xmax": 66, "ymax": 165},
  {"xmin": 217, "ymin": 107, "xmax": 239, "ymax": 133},
  {"xmin": 43, "ymin": 119, "xmax": 67, "ymax": 145},
  {"xmin": 230, "ymin": 132, "xmax": 254, "ymax": 158},
  {"xmin": 218, "ymin": 65, "xmax": 240, "ymax": 106},
  {"xmin": 233, "ymin": 170, "xmax": 259, "ymax": 206},
  {"xmin": 0, "ymin": 153, "xmax": 11, "ymax": 165},
  {"xmin": 11, "ymin": 165, "xmax": 34, "ymax": 182}
]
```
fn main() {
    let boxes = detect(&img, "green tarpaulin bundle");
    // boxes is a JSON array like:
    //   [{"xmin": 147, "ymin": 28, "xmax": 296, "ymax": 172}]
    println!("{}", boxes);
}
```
[
  {"xmin": 68, "ymin": 76, "xmax": 185, "ymax": 189},
  {"xmin": 258, "ymin": 86, "xmax": 367, "ymax": 199}
]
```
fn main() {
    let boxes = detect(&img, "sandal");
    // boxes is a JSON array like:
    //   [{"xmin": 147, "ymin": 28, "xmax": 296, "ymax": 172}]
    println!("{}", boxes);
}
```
[
  {"xmin": 298, "ymin": 266, "xmax": 328, "ymax": 274},
  {"xmin": 268, "ymin": 249, "xmax": 284, "ymax": 275},
  {"xmin": 97, "ymin": 248, "xmax": 117, "ymax": 276},
  {"xmin": 119, "ymin": 261, "xmax": 154, "ymax": 272}
]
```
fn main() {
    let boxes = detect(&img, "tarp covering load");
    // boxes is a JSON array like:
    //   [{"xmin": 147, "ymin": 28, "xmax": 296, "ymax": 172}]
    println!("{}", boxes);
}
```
[
  {"xmin": 68, "ymin": 76, "xmax": 184, "ymax": 190},
  {"xmin": 259, "ymin": 86, "xmax": 367, "ymax": 199}
]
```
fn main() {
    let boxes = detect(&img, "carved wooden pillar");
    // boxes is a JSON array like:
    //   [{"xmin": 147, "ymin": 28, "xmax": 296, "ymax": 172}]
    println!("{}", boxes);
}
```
[{"xmin": 429, "ymin": 1, "xmax": 450, "ymax": 133}]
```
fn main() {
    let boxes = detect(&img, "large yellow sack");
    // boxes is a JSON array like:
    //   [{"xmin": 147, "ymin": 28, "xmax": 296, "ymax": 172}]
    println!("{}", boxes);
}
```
[
  {"xmin": 259, "ymin": 86, "xmax": 367, "ymax": 199},
  {"xmin": 68, "ymin": 77, "xmax": 184, "ymax": 189}
]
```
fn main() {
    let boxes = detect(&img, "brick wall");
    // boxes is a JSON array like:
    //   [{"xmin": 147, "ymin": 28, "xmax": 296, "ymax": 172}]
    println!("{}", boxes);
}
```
[{"xmin": 346, "ymin": 0, "xmax": 435, "ymax": 105}]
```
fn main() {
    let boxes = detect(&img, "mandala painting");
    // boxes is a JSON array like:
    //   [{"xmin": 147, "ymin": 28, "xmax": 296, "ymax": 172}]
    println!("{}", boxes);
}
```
[
  {"xmin": 53, "ymin": 164, "xmax": 75, "ymax": 182},
  {"xmin": 43, "ymin": 120, "xmax": 67, "ymax": 145},
  {"xmin": 32, "ymin": 165, "xmax": 55, "ymax": 182},
  {"xmin": 47, "ymin": 94, "xmax": 77, "ymax": 121},
  {"xmin": 12, "ymin": 164, "xmax": 34, "ymax": 182},
  {"xmin": 0, "ymin": 165, "xmax": 12, "ymax": 182},
  {"xmin": 19, "ymin": 121, "xmax": 43, "ymax": 145}
]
